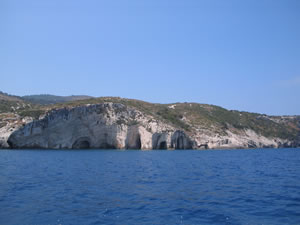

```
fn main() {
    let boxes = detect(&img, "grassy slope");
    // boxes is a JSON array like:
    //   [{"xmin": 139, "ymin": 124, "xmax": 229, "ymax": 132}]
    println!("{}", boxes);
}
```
[
  {"xmin": 22, "ymin": 94, "xmax": 93, "ymax": 105},
  {"xmin": 0, "ymin": 92, "xmax": 43, "ymax": 119}
]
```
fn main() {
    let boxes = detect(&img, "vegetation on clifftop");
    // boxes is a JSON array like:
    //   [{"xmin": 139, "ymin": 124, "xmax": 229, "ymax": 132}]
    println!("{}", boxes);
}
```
[{"xmin": 0, "ymin": 92, "xmax": 299, "ymax": 141}]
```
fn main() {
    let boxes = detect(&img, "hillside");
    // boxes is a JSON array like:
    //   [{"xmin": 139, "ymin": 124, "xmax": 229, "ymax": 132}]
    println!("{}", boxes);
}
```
[
  {"xmin": 22, "ymin": 94, "xmax": 93, "ymax": 105},
  {"xmin": 0, "ymin": 91, "xmax": 36, "ymax": 114},
  {"xmin": 0, "ymin": 92, "xmax": 93, "ymax": 119},
  {"xmin": 38, "ymin": 97, "xmax": 300, "ymax": 141},
  {"xmin": 0, "ymin": 91, "xmax": 300, "ymax": 149}
]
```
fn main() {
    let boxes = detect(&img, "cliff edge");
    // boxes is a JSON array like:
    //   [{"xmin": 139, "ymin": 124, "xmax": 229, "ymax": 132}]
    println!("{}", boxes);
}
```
[{"xmin": 1, "ymin": 92, "xmax": 299, "ymax": 150}]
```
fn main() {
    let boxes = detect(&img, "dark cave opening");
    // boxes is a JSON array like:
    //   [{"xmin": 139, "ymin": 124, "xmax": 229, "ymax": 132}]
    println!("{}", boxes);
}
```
[
  {"xmin": 159, "ymin": 141, "xmax": 167, "ymax": 149},
  {"xmin": 136, "ymin": 135, "xmax": 141, "ymax": 149},
  {"xmin": 72, "ymin": 138, "xmax": 91, "ymax": 149},
  {"xmin": 176, "ymin": 136, "xmax": 184, "ymax": 149}
]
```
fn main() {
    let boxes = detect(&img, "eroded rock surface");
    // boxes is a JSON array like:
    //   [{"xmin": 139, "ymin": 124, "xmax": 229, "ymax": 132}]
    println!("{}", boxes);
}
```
[
  {"xmin": 7, "ymin": 103, "xmax": 192, "ymax": 149},
  {"xmin": 2, "ymin": 103, "xmax": 299, "ymax": 150}
]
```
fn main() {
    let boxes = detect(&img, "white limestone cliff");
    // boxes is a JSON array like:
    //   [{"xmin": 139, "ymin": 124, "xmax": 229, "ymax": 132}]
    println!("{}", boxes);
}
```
[
  {"xmin": 7, "ymin": 103, "xmax": 193, "ymax": 149},
  {"xmin": 1, "ymin": 103, "xmax": 296, "ymax": 150}
]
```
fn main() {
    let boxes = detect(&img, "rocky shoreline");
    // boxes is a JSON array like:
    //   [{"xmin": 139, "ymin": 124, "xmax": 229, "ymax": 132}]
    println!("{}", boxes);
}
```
[{"xmin": 1, "ymin": 103, "xmax": 299, "ymax": 150}]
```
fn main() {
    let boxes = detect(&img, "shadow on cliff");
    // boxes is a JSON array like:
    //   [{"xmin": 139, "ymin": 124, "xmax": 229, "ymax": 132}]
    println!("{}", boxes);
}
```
[{"xmin": 125, "ymin": 125, "xmax": 141, "ymax": 149}]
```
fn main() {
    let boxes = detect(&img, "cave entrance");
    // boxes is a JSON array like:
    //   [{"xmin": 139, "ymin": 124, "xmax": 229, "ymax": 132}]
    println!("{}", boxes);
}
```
[
  {"xmin": 176, "ymin": 136, "xmax": 184, "ymax": 149},
  {"xmin": 127, "ymin": 134, "xmax": 141, "ymax": 149},
  {"xmin": 136, "ymin": 135, "xmax": 141, "ymax": 149},
  {"xmin": 159, "ymin": 141, "xmax": 167, "ymax": 149},
  {"xmin": 72, "ymin": 137, "xmax": 91, "ymax": 149},
  {"xmin": 77, "ymin": 141, "xmax": 90, "ymax": 149}
]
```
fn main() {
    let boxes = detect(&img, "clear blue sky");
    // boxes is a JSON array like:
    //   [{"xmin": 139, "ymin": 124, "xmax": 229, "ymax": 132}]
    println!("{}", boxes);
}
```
[{"xmin": 1, "ymin": 0, "xmax": 300, "ymax": 115}]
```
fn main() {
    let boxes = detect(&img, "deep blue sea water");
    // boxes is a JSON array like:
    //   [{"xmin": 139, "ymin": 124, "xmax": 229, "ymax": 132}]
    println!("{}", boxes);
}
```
[{"xmin": 0, "ymin": 149, "xmax": 300, "ymax": 225}]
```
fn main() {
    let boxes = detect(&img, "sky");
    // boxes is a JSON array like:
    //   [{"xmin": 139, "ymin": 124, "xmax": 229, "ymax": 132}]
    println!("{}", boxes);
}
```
[{"xmin": 1, "ymin": 0, "xmax": 300, "ymax": 115}]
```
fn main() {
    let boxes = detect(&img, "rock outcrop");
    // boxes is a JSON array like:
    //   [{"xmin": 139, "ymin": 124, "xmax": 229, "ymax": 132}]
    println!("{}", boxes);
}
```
[
  {"xmin": 0, "ymin": 114, "xmax": 31, "ymax": 148},
  {"xmin": 1, "ymin": 102, "xmax": 299, "ymax": 150},
  {"xmin": 6, "ymin": 103, "xmax": 193, "ymax": 149}
]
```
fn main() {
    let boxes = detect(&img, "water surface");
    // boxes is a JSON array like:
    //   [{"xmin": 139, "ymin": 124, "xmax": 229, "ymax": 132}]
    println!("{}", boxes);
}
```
[{"xmin": 0, "ymin": 149, "xmax": 300, "ymax": 225}]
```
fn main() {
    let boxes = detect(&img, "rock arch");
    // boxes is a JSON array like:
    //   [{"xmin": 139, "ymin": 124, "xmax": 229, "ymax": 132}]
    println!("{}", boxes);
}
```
[
  {"xmin": 171, "ymin": 130, "xmax": 194, "ymax": 149},
  {"xmin": 126, "ymin": 126, "xmax": 142, "ymax": 149},
  {"xmin": 72, "ymin": 137, "xmax": 91, "ymax": 149},
  {"xmin": 152, "ymin": 132, "xmax": 169, "ymax": 149}
]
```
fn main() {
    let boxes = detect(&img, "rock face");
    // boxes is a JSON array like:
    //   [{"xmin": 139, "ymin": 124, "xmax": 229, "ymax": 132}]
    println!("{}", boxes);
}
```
[
  {"xmin": 0, "ymin": 125, "xmax": 19, "ymax": 148},
  {"xmin": 2, "ymin": 102, "xmax": 299, "ymax": 150},
  {"xmin": 0, "ymin": 114, "xmax": 30, "ymax": 148},
  {"xmin": 192, "ymin": 129, "xmax": 293, "ymax": 150},
  {"xmin": 7, "ymin": 103, "xmax": 193, "ymax": 149}
]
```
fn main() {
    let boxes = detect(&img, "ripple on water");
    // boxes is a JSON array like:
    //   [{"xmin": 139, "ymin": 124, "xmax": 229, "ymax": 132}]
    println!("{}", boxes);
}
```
[{"xmin": 0, "ymin": 149, "xmax": 300, "ymax": 225}]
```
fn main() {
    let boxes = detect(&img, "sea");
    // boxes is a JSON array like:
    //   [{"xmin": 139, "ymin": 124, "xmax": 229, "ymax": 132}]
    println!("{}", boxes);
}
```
[{"xmin": 0, "ymin": 148, "xmax": 300, "ymax": 225}]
